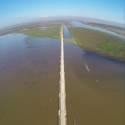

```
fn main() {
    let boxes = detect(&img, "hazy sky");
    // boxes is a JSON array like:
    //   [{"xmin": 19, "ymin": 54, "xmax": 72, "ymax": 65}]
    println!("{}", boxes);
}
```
[{"xmin": 0, "ymin": 0, "xmax": 124, "ymax": 28}]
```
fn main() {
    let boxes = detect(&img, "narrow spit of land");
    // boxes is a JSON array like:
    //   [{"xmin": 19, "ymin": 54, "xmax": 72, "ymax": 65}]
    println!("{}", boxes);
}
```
[{"xmin": 58, "ymin": 25, "xmax": 67, "ymax": 125}]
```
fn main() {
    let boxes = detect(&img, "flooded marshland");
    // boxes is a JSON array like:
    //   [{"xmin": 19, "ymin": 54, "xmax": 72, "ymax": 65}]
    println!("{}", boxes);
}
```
[
  {"xmin": 0, "ymin": 34, "xmax": 60, "ymax": 125},
  {"xmin": 0, "ymin": 33, "xmax": 124, "ymax": 125}
]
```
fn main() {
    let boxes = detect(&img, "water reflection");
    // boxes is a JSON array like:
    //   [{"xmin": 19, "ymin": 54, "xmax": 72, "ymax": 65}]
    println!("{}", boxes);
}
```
[
  {"xmin": 63, "ymin": 25, "xmax": 71, "ymax": 38},
  {"xmin": 64, "ymin": 41, "xmax": 125, "ymax": 125}
]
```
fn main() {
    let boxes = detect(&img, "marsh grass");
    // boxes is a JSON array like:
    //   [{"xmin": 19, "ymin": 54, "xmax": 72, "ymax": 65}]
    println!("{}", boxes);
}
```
[
  {"xmin": 74, "ymin": 37, "xmax": 82, "ymax": 46},
  {"xmin": 99, "ymin": 41, "xmax": 121, "ymax": 51}
]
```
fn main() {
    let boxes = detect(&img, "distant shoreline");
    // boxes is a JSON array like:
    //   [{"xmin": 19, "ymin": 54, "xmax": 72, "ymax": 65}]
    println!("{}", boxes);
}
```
[
  {"xmin": 0, "ymin": 21, "xmax": 125, "ymax": 62},
  {"xmin": 84, "ymin": 22, "xmax": 125, "ymax": 38}
]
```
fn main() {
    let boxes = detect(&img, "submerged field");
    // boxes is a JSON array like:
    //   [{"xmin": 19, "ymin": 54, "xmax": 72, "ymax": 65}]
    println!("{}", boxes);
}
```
[
  {"xmin": 0, "ymin": 21, "xmax": 61, "ymax": 38},
  {"xmin": 68, "ymin": 27, "xmax": 125, "ymax": 62}
]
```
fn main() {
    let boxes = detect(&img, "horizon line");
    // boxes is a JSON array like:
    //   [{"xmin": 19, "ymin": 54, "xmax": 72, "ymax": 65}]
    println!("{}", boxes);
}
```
[{"xmin": 0, "ymin": 16, "xmax": 124, "ymax": 30}]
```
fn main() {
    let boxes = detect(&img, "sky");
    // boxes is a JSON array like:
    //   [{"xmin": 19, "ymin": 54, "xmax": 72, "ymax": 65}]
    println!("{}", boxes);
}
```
[{"xmin": 0, "ymin": 0, "xmax": 124, "ymax": 28}]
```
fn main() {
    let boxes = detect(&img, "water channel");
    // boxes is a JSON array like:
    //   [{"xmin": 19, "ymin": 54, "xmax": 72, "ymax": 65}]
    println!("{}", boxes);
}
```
[{"xmin": 70, "ymin": 21, "xmax": 125, "ymax": 40}]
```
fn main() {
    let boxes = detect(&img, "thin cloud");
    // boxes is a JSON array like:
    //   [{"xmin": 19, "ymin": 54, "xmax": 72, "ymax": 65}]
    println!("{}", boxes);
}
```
[
  {"xmin": 41, "ymin": 15, "xmax": 49, "ymax": 18},
  {"xmin": 17, "ymin": 16, "xmax": 23, "ymax": 19}
]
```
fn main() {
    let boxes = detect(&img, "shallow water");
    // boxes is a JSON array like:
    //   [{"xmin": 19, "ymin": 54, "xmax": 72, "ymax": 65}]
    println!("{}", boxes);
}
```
[
  {"xmin": 70, "ymin": 21, "xmax": 125, "ymax": 40},
  {"xmin": 0, "ymin": 34, "xmax": 124, "ymax": 125},
  {"xmin": 63, "ymin": 25, "xmax": 71, "ymax": 38}
]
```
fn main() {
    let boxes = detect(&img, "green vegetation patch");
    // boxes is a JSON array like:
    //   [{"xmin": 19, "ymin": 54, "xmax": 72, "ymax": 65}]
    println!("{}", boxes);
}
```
[
  {"xmin": 99, "ymin": 41, "xmax": 121, "ymax": 51},
  {"xmin": 20, "ymin": 26, "xmax": 60, "ymax": 39}
]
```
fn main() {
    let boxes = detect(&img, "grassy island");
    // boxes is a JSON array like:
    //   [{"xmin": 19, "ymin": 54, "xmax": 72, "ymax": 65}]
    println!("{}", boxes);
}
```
[
  {"xmin": 68, "ymin": 27, "xmax": 125, "ymax": 62},
  {"xmin": 20, "ymin": 26, "xmax": 60, "ymax": 39}
]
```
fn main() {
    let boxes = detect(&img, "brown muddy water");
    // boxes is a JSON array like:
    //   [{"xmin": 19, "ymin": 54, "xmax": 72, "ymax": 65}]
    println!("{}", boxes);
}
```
[{"xmin": 0, "ymin": 33, "xmax": 125, "ymax": 125}]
